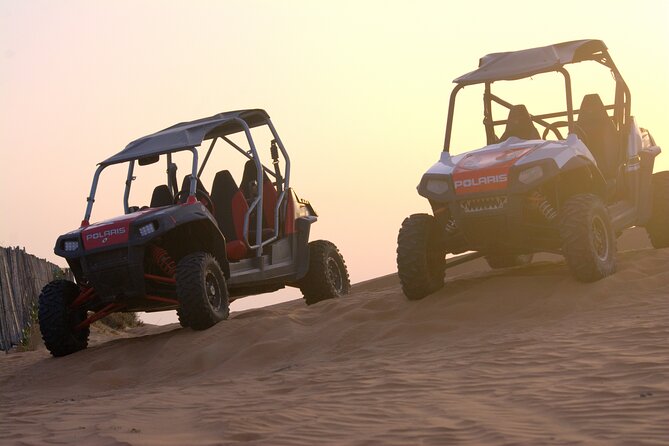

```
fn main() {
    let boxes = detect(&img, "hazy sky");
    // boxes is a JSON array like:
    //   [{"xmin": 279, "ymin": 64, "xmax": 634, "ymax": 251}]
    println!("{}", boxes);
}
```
[{"xmin": 1, "ymin": 1, "xmax": 668, "ymax": 321}]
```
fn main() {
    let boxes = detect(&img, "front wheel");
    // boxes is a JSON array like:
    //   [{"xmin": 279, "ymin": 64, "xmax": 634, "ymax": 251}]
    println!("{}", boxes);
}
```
[
  {"xmin": 559, "ymin": 194, "xmax": 616, "ymax": 282},
  {"xmin": 396, "ymin": 214, "xmax": 447, "ymax": 300},
  {"xmin": 645, "ymin": 171, "xmax": 669, "ymax": 248},
  {"xmin": 298, "ymin": 240, "xmax": 351, "ymax": 305},
  {"xmin": 38, "ymin": 280, "xmax": 90, "ymax": 357},
  {"xmin": 176, "ymin": 252, "xmax": 230, "ymax": 330}
]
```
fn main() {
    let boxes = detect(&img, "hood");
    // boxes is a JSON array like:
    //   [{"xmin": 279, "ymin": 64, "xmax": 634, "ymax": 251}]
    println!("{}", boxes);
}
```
[
  {"xmin": 452, "ymin": 146, "xmax": 536, "ymax": 195},
  {"xmin": 423, "ymin": 135, "xmax": 594, "ymax": 195},
  {"xmin": 80, "ymin": 208, "xmax": 159, "ymax": 250}
]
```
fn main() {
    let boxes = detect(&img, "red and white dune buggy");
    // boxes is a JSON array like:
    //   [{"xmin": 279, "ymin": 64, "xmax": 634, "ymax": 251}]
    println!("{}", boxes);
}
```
[{"xmin": 398, "ymin": 40, "xmax": 668, "ymax": 300}]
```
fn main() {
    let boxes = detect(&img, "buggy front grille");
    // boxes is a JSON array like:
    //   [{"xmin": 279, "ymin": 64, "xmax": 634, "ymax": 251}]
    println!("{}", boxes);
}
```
[
  {"xmin": 86, "ymin": 248, "xmax": 129, "ymax": 269},
  {"xmin": 460, "ymin": 196, "xmax": 508, "ymax": 213}
]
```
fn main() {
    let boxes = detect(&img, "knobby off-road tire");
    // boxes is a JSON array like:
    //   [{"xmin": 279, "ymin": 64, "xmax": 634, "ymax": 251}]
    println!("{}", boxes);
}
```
[
  {"xmin": 397, "ymin": 214, "xmax": 447, "ymax": 300},
  {"xmin": 38, "ymin": 280, "xmax": 90, "ymax": 357},
  {"xmin": 559, "ymin": 193, "xmax": 616, "ymax": 282},
  {"xmin": 485, "ymin": 253, "xmax": 534, "ymax": 269},
  {"xmin": 299, "ymin": 240, "xmax": 351, "ymax": 305},
  {"xmin": 646, "ymin": 171, "xmax": 669, "ymax": 248},
  {"xmin": 176, "ymin": 252, "xmax": 229, "ymax": 330}
]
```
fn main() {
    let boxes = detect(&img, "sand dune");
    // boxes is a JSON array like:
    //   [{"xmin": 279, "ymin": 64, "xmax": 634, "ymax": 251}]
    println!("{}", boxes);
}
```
[{"xmin": 1, "ymin": 231, "xmax": 668, "ymax": 445}]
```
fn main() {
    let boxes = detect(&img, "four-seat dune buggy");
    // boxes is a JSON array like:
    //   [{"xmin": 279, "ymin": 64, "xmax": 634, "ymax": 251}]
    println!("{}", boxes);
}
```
[
  {"xmin": 39, "ymin": 109, "xmax": 350, "ymax": 356},
  {"xmin": 397, "ymin": 39, "xmax": 668, "ymax": 300}
]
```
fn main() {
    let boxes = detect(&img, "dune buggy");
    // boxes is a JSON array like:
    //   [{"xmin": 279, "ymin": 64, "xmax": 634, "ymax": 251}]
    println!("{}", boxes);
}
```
[
  {"xmin": 39, "ymin": 109, "xmax": 350, "ymax": 356},
  {"xmin": 397, "ymin": 39, "xmax": 667, "ymax": 300}
]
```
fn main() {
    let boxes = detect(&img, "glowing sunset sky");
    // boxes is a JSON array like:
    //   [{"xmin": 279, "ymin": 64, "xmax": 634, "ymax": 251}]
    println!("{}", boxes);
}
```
[{"xmin": 1, "ymin": 1, "xmax": 667, "ymax": 321}]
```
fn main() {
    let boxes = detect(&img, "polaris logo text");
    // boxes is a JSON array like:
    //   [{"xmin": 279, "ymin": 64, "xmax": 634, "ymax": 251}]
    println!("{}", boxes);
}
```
[
  {"xmin": 85, "ymin": 228, "xmax": 127, "ymax": 241},
  {"xmin": 454, "ymin": 174, "xmax": 508, "ymax": 189}
]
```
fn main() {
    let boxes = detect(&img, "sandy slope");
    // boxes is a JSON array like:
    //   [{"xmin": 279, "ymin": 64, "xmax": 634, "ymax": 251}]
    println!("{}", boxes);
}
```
[{"xmin": 1, "ymin": 230, "xmax": 668, "ymax": 445}]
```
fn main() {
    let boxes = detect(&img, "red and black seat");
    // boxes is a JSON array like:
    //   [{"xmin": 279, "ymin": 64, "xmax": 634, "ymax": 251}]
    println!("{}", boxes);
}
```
[
  {"xmin": 576, "ymin": 94, "xmax": 621, "ymax": 181},
  {"xmin": 150, "ymin": 185, "xmax": 173, "ymax": 208},
  {"xmin": 240, "ymin": 160, "xmax": 279, "ymax": 231},
  {"xmin": 500, "ymin": 105, "xmax": 541, "ymax": 141},
  {"xmin": 178, "ymin": 175, "xmax": 208, "ymax": 201},
  {"xmin": 210, "ymin": 170, "xmax": 249, "ymax": 261}
]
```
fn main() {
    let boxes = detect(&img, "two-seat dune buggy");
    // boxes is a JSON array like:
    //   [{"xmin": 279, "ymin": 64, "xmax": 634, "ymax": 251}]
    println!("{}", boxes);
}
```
[
  {"xmin": 39, "ymin": 109, "xmax": 350, "ymax": 356},
  {"xmin": 397, "ymin": 39, "xmax": 668, "ymax": 300}
]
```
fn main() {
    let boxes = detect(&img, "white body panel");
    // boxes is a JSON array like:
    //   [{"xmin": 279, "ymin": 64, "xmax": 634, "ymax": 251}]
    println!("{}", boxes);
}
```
[{"xmin": 423, "ymin": 134, "xmax": 596, "ymax": 179}]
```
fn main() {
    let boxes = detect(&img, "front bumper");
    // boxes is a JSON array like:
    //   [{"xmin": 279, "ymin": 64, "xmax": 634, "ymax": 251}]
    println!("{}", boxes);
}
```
[
  {"xmin": 80, "ymin": 245, "xmax": 146, "ymax": 300},
  {"xmin": 419, "ymin": 160, "xmax": 563, "ymax": 253}
]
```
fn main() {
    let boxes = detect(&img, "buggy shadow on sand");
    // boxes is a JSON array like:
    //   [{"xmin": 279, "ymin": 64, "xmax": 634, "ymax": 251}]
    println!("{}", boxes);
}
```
[
  {"xmin": 39, "ymin": 109, "xmax": 350, "ymax": 356},
  {"xmin": 397, "ymin": 39, "xmax": 668, "ymax": 300}
]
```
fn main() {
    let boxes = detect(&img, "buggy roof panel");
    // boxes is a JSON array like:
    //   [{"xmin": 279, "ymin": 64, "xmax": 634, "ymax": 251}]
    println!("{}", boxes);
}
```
[
  {"xmin": 100, "ymin": 109, "xmax": 270, "ymax": 166},
  {"xmin": 454, "ymin": 39, "xmax": 607, "ymax": 85}
]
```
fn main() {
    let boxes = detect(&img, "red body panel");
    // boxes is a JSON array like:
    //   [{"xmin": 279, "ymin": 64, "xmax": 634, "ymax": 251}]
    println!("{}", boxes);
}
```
[
  {"xmin": 262, "ymin": 180, "xmax": 278, "ymax": 229},
  {"xmin": 81, "ymin": 208, "xmax": 156, "ymax": 250},
  {"xmin": 453, "ymin": 147, "xmax": 534, "ymax": 195},
  {"xmin": 285, "ymin": 195, "xmax": 296, "ymax": 234}
]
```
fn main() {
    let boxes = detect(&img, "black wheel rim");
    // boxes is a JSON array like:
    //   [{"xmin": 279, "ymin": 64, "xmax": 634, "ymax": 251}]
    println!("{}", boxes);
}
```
[
  {"xmin": 205, "ymin": 271, "xmax": 222, "ymax": 310},
  {"xmin": 326, "ymin": 256, "xmax": 344, "ymax": 295},
  {"xmin": 591, "ymin": 215, "xmax": 609, "ymax": 261}
]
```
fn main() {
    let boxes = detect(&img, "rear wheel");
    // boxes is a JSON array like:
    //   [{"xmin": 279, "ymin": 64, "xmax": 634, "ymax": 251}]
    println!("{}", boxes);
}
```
[
  {"xmin": 176, "ymin": 252, "xmax": 229, "ymax": 330},
  {"xmin": 645, "ymin": 171, "xmax": 669, "ymax": 248},
  {"xmin": 38, "ymin": 280, "xmax": 90, "ymax": 357},
  {"xmin": 397, "ymin": 214, "xmax": 447, "ymax": 300},
  {"xmin": 559, "ymin": 194, "xmax": 616, "ymax": 282},
  {"xmin": 485, "ymin": 253, "xmax": 534, "ymax": 269},
  {"xmin": 299, "ymin": 240, "xmax": 351, "ymax": 305}
]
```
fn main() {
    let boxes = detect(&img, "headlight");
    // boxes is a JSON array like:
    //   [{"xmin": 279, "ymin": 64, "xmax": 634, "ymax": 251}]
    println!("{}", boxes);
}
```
[
  {"xmin": 518, "ymin": 166, "xmax": 544, "ymax": 184},
  {"xmin": 63, "ymin": 240, "xmax": 79, "ymax": 252},
  {"xmin": 138, "ymin": 222, "xmax": 157, "ymax": 237},
  {"xmin": 426, "ymin": 178, "xmax": 450, "ymax": 195}
]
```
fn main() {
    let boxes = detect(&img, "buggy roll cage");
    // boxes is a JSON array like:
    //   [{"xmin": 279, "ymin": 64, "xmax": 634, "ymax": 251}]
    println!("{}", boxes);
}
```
[
  {"xmin": 81, "ymin": 112, "xmax": 290, "ymax": 257},
  {"xmin": 442, "ymin": 39, "xmax": 631, "ymax": 152}
]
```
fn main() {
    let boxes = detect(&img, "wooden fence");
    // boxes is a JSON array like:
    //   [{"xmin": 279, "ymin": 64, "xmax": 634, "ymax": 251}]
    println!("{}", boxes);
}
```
[{"xmin": 0, "ymin": 247, "xmax": 69, "ymax": 352}]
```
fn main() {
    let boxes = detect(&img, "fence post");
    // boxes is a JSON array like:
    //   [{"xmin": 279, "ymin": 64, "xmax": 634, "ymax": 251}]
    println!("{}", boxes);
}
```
[{"xmin": 0, "ymin": 247, "xmax": 64, "ymax": 351}]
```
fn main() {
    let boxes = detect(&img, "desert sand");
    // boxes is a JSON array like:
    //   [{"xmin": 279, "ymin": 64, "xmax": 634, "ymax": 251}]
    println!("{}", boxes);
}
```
[{"xmin": 1, "ymin": 229, "xmax": 667, "ymax": 445}]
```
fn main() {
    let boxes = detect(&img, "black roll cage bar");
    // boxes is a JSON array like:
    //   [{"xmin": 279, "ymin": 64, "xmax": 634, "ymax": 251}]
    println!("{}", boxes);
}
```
[
  {"xmin": 83, "ymin": 117, "xmax": 290, "ymax": 257},
  {"xmin": 443, "ymin": 49, "xmax": 631, "ymax": 152}
]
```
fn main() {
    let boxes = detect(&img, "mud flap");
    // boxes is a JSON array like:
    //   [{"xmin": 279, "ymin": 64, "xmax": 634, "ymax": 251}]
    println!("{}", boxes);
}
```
[
  {"xmin": 294, "ymin": 216, "xmax": 316, "ymax": 281},
  {"xmin": 637, "ymin": 148, "xmax": 660, "ymax": 224}
]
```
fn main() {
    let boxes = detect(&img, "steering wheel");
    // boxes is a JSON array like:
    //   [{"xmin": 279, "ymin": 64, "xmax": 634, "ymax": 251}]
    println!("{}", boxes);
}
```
[
  {"xmin": 174, "ymin": 188, "xmax": 216, "ymax": 215},
  {"xmin": 541, "ymin": 121, "xmax": 566, "ymax": 140}
]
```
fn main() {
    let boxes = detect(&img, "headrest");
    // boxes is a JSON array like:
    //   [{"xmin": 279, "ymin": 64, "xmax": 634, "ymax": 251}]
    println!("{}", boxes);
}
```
[{"xmin": 578, "ymin": 94, "xmax": 608, "ymax": 122}]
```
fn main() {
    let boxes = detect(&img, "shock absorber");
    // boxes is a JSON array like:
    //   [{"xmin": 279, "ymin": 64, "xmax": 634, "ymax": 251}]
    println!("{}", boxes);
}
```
[
  {"xmin": 529, "ymin": 191, "xmax": 558, "ymax": 222},
  {"xmin": 432, "ymin": 204, "xmax": 458, "ymax": 234},
  {"xmin": 444, "ymin": 218, "xmax": 458, "ymax": 234},
  {"xmin": 149, "ymin": 245, "xmax": 177, "ymax": 277}
]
